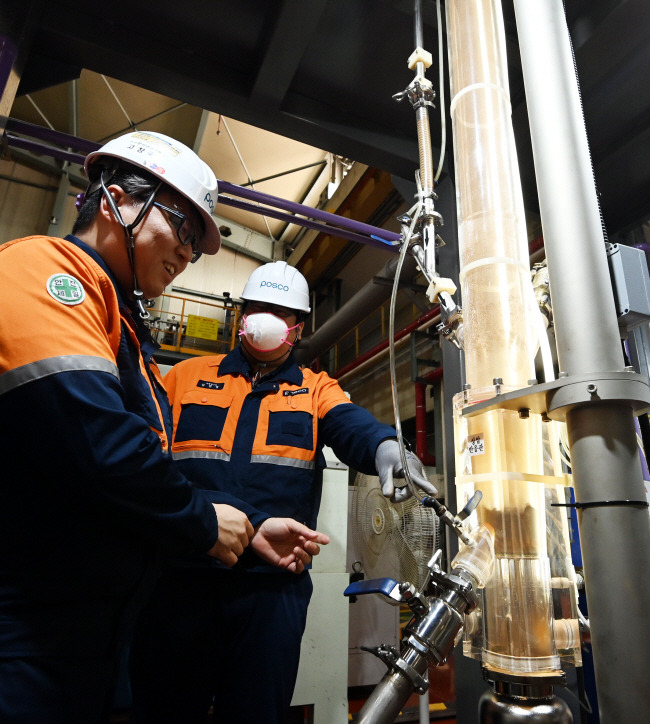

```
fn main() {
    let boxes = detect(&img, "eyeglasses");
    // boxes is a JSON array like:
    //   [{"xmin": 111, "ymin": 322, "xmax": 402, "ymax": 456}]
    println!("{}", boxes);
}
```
[{"xmin": 153, "ymin": 201, "xmax": 203, "ymax": 263}]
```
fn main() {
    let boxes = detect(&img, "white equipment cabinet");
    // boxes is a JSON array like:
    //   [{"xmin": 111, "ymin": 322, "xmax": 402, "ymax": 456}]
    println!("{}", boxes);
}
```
[{"xmin": 291, "ymin": 451, "xmax": 350, "ymax": 724}]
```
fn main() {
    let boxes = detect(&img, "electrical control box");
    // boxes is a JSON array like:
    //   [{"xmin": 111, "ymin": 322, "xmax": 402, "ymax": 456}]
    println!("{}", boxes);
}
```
[{"xmin": 607, "ymin": 243, "xmax": 650, "ymax": 330}]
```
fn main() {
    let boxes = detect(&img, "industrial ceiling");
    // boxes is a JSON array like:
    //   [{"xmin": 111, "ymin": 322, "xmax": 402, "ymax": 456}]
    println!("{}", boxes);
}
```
[{"xmin": 5, "ymin": 0, "xmax": 650, "ymax": 284}]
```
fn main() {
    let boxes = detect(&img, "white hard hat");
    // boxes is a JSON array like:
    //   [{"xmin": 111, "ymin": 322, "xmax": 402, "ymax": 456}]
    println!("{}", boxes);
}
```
[
  {"xmin": 85, "ymin": 131, "xmax": 221, "ymax": 255},
  {"xmin": 241, "ymin": 261, "xmax": 311, "ymax": 313}
]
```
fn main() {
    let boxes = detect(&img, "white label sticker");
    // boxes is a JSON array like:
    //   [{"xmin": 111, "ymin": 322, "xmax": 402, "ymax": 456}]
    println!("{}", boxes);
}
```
[{"xmin": 468, "ymin": 433, "xmax": 485, "ymax": 456}]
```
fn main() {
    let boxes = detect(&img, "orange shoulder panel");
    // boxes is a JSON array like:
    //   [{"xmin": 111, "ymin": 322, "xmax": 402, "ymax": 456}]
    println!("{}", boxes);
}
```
[
  {"xmin": 302, "ymin": 367, "xmax": 352, "ymax": 418},
  {"xmin": 0, "ymin": 236, "xmax": 122, "ymax": 372}
]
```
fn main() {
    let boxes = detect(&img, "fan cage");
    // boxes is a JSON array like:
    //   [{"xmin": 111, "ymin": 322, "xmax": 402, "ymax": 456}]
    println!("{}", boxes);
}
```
[{"xmin": 351, "ymin": 472, "xmax": 441, "ymax": 589}]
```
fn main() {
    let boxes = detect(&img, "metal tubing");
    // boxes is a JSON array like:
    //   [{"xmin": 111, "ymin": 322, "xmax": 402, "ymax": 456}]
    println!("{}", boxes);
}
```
[
  {"xmin": 416, "ymin": 106, "xmax": 435, "ymax": 195},
  {"xmin": 513, "ymin": 0, "xmax": 622, "ymax": 375},
  {"xmin": 514, "ymin": 1, "xmax": 650, "ymax": 720},
  {"xmin": 356, "ymin": 669, "xmax": 422, "ymax": 724},
  {"xmin": 413, "ymin": 0, "xmax": 424, "ymax": 49},
  {"xmin": 565, "ymin": 403, "xmax": 650, "ymax": 719}
]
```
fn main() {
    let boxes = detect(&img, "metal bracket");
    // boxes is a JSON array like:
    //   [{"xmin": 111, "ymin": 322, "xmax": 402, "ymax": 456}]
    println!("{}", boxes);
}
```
[{"xmin": 461, "ymin": 370, "xmax": 650, "ymax": 422}]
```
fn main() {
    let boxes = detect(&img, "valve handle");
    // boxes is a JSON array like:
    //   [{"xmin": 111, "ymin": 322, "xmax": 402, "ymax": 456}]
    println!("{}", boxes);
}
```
[
  {"xmin": 458, "ymin": 490, "xmax": 483, "ymax": 521},
  {"xmin": 343, "ymin": 577, "xmax": 402, "ymax": 603}
]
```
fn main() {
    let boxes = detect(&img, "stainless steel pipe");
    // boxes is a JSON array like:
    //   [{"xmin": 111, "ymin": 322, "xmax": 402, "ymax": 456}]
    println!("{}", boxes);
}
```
[{"xmin": 514, "ymin": 1, "xmax": 650, "ymax": 720}]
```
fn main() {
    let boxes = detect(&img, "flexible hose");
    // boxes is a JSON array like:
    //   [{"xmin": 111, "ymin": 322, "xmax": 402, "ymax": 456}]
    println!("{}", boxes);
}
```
[
  {"xmin": 389, "ymin": 195, "xmax": 426, "ymax": 501},
  {"xmin": 434, "ymin": 0, "xmax": 447, "ymax": 182}
]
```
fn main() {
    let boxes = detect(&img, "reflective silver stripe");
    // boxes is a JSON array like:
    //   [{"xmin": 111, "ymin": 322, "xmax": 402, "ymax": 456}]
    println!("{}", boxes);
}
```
[
  {"xmin": 172, "ymin": 450, "xmax": 231, "ymax": 463},
  {"xmin": 0, "ymin": 355, "xmax": 119, "ymax": 396},
  {"xmin": 251, "ymin": 454, "xmax": 315, "ymax": 470}
]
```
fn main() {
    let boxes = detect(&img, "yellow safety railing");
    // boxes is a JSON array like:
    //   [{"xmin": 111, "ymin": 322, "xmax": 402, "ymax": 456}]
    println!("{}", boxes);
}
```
[{"xmin": 147, "ymin": 292, "xmax": 240, "ymax": 357}]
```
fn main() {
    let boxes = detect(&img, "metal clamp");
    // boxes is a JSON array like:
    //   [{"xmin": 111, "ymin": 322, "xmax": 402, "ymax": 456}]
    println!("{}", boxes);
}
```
[{"xmin": 392, "ymin": 656, "xmax": 429, "ymax": 695}]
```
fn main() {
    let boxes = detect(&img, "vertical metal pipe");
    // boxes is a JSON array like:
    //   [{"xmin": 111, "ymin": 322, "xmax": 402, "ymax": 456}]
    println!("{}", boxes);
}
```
[
  {"xmin": 514, "ymin": 1, "xmax": 650, "ymax": 720},
  {"xmin": 413, "ymin": 0, "xmax": 424, "ymax": 49},
  {"xmin": 513, "ymin": 0, "xmax": 621, "ymax": 374},
  {"xmin": 565, "ymin": 404, "xmax": 650, "ymax": 719}
]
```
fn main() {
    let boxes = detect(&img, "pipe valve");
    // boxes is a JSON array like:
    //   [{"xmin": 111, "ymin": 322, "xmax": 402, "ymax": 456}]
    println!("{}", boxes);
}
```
[{"xmin": 342, "ymin": 519, "xmax": 494, "ymax": 724}]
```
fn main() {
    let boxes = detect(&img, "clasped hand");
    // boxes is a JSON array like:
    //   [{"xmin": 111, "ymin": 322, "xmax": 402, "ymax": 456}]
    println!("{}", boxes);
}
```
[{"xmin": 206, "ymin": 504, "xmax": 329, "ymax": 573}]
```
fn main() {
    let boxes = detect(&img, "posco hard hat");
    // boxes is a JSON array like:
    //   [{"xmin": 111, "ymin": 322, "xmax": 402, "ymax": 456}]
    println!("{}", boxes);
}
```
[
  {"xmin": 241, "ymin": 261, "xmax": 311, "ymax": 312},
  {"xmin": 84, "ymin": 131, "xmax": 221, "ymax": 255}
]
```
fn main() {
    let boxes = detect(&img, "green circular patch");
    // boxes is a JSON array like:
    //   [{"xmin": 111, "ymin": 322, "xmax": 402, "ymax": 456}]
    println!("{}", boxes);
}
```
[{"xmin": 46, "ymin": 273, "xmax": 86, "ymax": 305}]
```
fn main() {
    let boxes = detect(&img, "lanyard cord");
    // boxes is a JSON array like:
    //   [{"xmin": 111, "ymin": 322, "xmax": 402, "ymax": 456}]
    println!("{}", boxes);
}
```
[{"xmin": 99, "ymin": 171, "xmax": 163, "ymax": 318}]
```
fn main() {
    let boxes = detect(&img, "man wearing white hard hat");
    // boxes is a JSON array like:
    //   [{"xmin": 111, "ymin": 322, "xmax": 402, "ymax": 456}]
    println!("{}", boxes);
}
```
[
  {"xmin": 130, "ymin": 260, "xmax": 438, "ymax": 724},
  {"xmin": 0, "ymin": 133, "xmax": 326, "ymax": 723}
]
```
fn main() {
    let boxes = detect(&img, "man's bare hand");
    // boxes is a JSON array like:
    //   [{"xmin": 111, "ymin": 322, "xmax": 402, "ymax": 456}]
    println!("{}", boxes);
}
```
[
  {"xmin": 250, "ymin": 518, "xmax": 330, "ymax": 574},
  {"xmin": 206, "ymin": 504, "xmax": 254, "ymax": 566}
]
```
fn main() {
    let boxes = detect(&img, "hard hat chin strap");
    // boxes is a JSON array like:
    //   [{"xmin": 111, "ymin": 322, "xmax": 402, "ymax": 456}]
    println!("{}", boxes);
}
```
[{"xmin": 100, "ymin": 171, "xmax": 163, "ymax": 319}]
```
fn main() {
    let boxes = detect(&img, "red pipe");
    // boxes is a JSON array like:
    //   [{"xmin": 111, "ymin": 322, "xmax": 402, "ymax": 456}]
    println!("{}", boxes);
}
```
[
  {"xmin": 332, "ymin": 304, "xmax": 440, "ymax": 379},
  {"xmin": 415, "ymin": 367, "xmax": 443, "ymax": 466}
]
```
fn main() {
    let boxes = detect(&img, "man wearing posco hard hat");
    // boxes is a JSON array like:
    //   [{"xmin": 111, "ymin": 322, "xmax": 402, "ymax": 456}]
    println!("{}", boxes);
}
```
[
  {"xmin": 0, "ymin": 133, "xmax": 327, "ymax": 723},
  {"xmin": 129, "ymin": 260, "xmax": 438, "ymax": 724}
]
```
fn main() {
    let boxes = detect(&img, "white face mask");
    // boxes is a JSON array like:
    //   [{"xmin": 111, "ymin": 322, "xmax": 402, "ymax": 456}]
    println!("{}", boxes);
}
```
[{"xmin": 239, "ymin": 313, "xmax": 300, "ymax": 352}]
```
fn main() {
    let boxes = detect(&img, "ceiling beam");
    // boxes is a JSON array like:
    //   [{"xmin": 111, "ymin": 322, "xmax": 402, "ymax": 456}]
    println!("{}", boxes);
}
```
[{"xmin": 250, "ymin": 0, "xmax": 328, "ymax": 108}]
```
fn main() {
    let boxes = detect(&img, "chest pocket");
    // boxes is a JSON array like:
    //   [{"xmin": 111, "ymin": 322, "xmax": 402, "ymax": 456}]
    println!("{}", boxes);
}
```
[
  {"xmin": 174, "ymin": 388, "xmax": 233, "ymax": 444},
  {"xmin": 265, "ymin": 391, "xmax": 315, "ymax": 451}
]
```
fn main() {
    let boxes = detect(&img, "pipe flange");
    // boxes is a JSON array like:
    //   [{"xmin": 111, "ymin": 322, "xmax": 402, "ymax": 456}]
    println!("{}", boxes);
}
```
[
  {"xmin": 393, "ymin": 657, "xmax": 429, "ymax": 695},
  {"xmin": 482, "ymin": 667, "xmax": 567, "ymax": 700},
  {"xmin": 429, "ymin": 569, "xmax": 479, "ymax": 610},
  {"xmin": 547, "ymin": 371, "xmax": 650, "ymax": 418}
]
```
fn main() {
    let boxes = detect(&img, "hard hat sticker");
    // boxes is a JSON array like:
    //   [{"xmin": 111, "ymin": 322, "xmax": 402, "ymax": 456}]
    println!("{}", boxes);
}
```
[
  {"xmin": 46, "ymin": 273, "xmax": 86, "ymax": 306},
  {"xmin": 131, "ymin": 131, "xmax": 181, "ymax": 157}
]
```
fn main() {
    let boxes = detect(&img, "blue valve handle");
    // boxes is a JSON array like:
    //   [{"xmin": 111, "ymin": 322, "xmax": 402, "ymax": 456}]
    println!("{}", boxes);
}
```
[{"xmin": 344, "ymin": 577, "xmax": 400, "ymax": 599}]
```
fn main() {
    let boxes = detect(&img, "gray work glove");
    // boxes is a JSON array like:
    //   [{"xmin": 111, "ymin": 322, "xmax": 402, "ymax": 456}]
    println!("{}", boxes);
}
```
[{"xmin": 375, "ymin": 439, "xmax": 438, "ymax": 503}]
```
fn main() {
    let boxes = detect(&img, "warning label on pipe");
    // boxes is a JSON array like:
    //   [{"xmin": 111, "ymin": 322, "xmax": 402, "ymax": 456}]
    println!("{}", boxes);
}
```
[{"xmin": 468, "ymin": 433, "xmax": 485, "ymax": 456}]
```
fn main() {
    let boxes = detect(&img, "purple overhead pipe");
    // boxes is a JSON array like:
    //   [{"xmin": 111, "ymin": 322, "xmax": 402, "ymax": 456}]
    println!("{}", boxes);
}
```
[
  {"xmin": 6, "ymin": 118, "xmax": 100, "ymax": 154},
  {"xmin": 5, "ymin": 135, "xmax": 88, "ymax": 165},
  {"xmin": 218, "ymin": 195, "xmax": 396, "ymax": 250},
  {"xmin": 218, "ymin": 179, "xmax": 401, "ymax": 243},
  {"xmin": 3, "ymin": 121, "xmax": 402, "ymax": 249}
]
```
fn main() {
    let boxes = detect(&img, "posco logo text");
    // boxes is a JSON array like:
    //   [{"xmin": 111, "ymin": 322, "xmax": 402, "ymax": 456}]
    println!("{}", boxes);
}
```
[{"xmin": 260, "ymin": 281, "xmax": 289, "ymax": 291}]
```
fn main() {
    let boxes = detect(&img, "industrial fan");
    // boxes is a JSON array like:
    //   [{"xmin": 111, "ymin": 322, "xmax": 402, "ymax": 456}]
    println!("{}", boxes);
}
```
[{"xmin": 350, "ymin": 471, "xmax": 441, "ymax": 589}]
